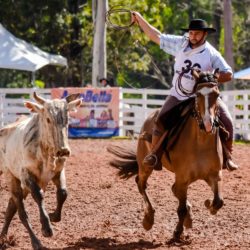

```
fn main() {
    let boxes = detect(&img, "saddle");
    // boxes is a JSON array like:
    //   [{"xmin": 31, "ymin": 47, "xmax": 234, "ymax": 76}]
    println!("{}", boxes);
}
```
[{"xmin": 159, "ymin": 98, "xmax": 194, "ymax": 154}]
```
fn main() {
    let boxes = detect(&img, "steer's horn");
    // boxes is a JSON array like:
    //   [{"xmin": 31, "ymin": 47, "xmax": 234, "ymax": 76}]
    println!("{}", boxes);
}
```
[
  {"xmin": 33, "ymin": 92, "xmax": 46, "ymax": 105},
  {"xmin": 65, "ymin": 93, "xmax": 81, "ymax": 103}
]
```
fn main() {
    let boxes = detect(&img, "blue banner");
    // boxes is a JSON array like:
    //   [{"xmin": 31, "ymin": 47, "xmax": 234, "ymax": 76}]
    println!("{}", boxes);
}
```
[{"xmin": 69, "ymin": 127, "xmax": 119, "ymax": 138}]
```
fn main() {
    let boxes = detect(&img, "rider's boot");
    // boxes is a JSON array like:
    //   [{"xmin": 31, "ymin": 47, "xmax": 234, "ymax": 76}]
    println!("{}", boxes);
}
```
[
  {"xmin": 222, "ymin": 139, "xmax": 238, "ymax": 171},
  {"xmin": 143, "ymin": 122, "xmax": 165, "ymax": 171}
]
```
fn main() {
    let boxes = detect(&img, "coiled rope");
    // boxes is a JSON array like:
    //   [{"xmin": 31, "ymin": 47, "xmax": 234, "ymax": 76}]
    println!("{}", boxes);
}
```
[
  {"xmin": 176, "ymin": 68, "xmax": 219, "ymax": 97},
  {"xmin": 106, "ymin": 6, "xmax": 135, "ymax": 30},
  {"xmin": 175, "ymin": 69, "xmax": 195, "ymax": 97}
]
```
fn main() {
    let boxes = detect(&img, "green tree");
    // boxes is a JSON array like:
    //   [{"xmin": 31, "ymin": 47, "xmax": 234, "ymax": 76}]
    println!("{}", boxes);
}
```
[{"xmin": 0, "ymin": 0, "xmax": 249, "ymax": 89}]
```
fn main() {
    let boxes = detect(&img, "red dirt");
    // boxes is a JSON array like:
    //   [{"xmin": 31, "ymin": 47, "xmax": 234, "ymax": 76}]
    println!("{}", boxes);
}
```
[{"xmin": 0, "ymin": 139, "xmax": 249, "ymax": 250}]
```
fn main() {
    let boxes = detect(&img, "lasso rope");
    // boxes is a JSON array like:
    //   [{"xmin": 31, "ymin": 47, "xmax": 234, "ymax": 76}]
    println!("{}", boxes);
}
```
[
  {"xmin": 176, "ymin": 69, "xmax": 219, "ymax": 97},
  {"xmin": 106, "ymin": 6, "xmax": 155, "ymax": 89},
  {"xmin": 106, "ymin": 6, "xmax": 135, "ymax": 30},
  {"xmin": 175, "ymin": 69, "xmax": 195, "ymax": 97}
]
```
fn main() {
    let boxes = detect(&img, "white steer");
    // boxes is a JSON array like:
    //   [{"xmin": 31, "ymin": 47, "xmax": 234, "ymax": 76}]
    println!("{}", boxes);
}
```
[{"xmin": 0, "ymin": 92, "xmax": 81, "ymax": 250}]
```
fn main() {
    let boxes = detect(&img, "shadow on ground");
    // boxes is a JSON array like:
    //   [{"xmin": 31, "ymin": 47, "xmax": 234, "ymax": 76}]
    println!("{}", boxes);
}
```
[{"xmin": 45, "ymin": 236, "xmax": 163, "ymax": 250}]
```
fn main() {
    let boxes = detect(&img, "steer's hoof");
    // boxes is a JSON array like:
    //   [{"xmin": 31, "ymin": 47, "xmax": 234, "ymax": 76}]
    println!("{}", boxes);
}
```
[
  {"xmin": 49, "ymin": 212, "xmax": 61, "ymax": 222},
  {"xmin": 32, "ymin": 239, "xmax": 43, "ymax": 250},
  {"xmin": 42, "ymin": 227, "xmax": 53, "ymax": 238}
]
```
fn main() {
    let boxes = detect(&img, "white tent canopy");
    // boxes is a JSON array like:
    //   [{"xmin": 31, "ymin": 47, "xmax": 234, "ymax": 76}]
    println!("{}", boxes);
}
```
[
  {"xmin": 0, "ymin": 23, "xmax": 67, "ymax": 72},
  {"xmin": 234, "ymin": 67, "xmax": 250, "ymax": 80}
]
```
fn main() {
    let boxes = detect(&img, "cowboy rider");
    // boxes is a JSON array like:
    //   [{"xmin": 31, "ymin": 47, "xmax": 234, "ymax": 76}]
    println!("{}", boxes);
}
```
[{"xmin": 131, "ymin": 12, "xmax": 238, "ymax": 171}]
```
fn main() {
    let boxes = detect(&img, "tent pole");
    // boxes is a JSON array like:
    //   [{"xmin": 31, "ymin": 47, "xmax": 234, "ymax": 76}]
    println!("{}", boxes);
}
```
[{"xmin": 31, "ymin": 71, "xmax": 36, "ymax": 87}]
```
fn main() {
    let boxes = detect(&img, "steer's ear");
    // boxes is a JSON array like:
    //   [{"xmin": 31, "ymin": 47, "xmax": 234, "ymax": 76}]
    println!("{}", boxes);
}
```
[
  {"xmin": 67, "ymin": 99, "xmax": 82, "ymax": 111},
  {"xmin": 24, "ymin": 101, "xmax": 43, "ymax": 113}
]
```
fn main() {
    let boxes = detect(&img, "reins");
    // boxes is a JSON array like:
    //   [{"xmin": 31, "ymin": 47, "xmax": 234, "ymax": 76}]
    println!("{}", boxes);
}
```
[{"xmin": 191, "ymin": 73, "xmax": 220, "ymax": 133}]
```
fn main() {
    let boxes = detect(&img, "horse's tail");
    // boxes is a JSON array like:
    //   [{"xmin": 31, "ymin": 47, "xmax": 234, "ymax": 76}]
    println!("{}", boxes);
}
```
[{"xmin": 107, "ymin": 145, "xmax": 138, "ymax": 179}]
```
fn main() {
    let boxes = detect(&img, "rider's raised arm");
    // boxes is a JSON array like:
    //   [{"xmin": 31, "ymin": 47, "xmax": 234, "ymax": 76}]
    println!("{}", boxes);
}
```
[{"xmin": 132, "ymin": 11, "xmax": 161, "ymax": 45}]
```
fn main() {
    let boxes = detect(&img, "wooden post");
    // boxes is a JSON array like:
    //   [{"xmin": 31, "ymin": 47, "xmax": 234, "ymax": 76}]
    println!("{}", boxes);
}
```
[{"xmin": 92, "ymin": 0, "xmax": 108, "ymax": 87}]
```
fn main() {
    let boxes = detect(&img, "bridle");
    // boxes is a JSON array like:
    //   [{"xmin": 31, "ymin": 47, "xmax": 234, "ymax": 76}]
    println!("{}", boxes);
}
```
[
  {"xmin": 175, "ymin": 68, "xmax": 220, "ymax": 133},
  {"xmin": 192, "ymin": 81, "xmax": 220, "ymax": 133}
]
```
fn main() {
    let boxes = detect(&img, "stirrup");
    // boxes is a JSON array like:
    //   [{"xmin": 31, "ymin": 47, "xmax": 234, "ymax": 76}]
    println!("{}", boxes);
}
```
[{"xmin": 143, "ymin": 153, "xmax": 158, "ymax": 167}]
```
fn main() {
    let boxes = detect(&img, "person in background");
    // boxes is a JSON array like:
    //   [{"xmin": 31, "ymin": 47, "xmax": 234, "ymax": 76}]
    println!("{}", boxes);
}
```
[
  {"xmin": 99, "ymin": 78, "xmax": 110, "ymax": 88},
  {"xmin": 85, "ymin": 83, "xmax": 93, "ymax": 88},
  {"xmin": 108, "ymin": 109, "xmax": 114, "ymax": 120}
]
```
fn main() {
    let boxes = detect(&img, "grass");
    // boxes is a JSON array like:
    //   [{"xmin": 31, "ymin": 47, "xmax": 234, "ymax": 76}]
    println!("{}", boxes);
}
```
[{"xmin": 234, "ymin": 140, "xmax": 250, "ymax": 145}]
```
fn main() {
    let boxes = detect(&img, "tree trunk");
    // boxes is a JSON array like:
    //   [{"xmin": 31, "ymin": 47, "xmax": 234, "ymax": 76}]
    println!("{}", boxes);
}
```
[
  {"xmin": 92, "ymin": 0, "xmax": 108, "ymax": 87},
  {"xmin": 223, "ymin": 0, "xmax": 234, "ymax": 90}
]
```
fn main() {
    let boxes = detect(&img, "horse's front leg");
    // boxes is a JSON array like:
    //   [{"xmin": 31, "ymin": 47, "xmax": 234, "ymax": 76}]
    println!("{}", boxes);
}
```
[
  {"xmin": 11, "ymin": 176, "xmax": 43, "ymax": 250},
  {"xmin": 171, "ymin": 181, "xmax": 190, "ymax": 241},
  {"xmin": 49, "ymin": 168, "xmax": 68, "ymax": 222},
  {"xmin": 205, "ymin": 172, "xmax": 224, "ymax": 215},
  {"xmin": 25, "ymin": 172, "xmax": 53, "ymax": 238}
]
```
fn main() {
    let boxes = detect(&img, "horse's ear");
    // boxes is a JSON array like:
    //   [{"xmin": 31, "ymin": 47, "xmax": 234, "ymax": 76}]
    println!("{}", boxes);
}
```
[
  {"xmin": 214, "ymin": 68, "xmax": 220, "ymax": 80},
  {"xmin": 191, "ymin": 69, "xmax": 200, "ymax": 80}
]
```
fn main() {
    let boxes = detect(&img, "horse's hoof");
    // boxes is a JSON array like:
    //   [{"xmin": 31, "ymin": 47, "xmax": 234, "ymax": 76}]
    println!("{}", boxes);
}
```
[
  {"xmin": 142, "ymin": 209, "xmax": 155, "ymax": 231},
  {"xmin": 215, "ymin": 199, "xmax": 224, "ymax": 210},
  {"xmin": 205, "ymin": 199, "xmax": 223, "ymax": 215},
  {"xmin": 204, "ymin": 199, "xmax": 211, "ymax": 208},
  {"xmin": 173, "ymin": 230, "xmax": 183, "ymax": 242},
  {"xmin": 143, "ymin": 217, "xmax": 154, "ymax": 231},
  {"xmin": 210, "ymin": 208, "xmax": 218, "ymax": 215}
]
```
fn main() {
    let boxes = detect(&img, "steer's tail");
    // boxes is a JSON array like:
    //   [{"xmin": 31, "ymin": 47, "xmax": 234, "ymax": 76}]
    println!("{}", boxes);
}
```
[{"xmin": 107, "ymin": 145, "xmax": 138, "ymax": 179}]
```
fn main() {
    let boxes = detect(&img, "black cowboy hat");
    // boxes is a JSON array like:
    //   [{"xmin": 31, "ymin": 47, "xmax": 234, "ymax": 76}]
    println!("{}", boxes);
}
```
[{"xmin": 181, "ymin": 19, "xmax": 216, "ymax": 33}]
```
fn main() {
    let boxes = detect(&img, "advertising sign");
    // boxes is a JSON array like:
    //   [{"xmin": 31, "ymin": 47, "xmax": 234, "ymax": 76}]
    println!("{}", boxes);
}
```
[{"xmin": 51, "ymin": 87, "xmax": 119, "ymax": 138}]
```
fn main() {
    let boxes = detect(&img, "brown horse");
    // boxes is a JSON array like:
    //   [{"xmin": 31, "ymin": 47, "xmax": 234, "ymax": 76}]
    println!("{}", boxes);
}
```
[{"xmin": 108, "ymin": 69, "xmax": 224, "ymax": 243}]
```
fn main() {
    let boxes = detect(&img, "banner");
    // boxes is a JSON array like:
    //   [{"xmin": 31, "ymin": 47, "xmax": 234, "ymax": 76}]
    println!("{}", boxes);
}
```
[{"xmin": 51, "ymin": 87, "xmax": 119, "ymax": 138}]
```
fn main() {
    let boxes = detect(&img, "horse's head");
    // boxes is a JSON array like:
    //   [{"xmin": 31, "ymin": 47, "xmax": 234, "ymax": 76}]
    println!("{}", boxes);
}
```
[{"xmin": 191, "ymin": 69, "xmax": 220, "ymax": 133}]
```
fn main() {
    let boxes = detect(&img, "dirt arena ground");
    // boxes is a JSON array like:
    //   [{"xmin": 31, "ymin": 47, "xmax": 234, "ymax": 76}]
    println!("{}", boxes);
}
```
[{"xmin": 0, "ymin": 139, "xmax": 249, "ymax": 250}]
